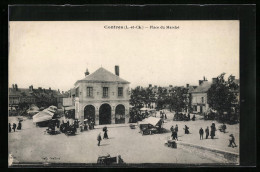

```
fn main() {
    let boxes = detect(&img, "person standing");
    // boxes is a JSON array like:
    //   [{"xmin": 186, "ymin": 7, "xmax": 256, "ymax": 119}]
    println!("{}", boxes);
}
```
[
  {"xmin": 9, "ymin": 123, "xmax": 11, "ymax": 132},
  {"xmin": 210, "ymin": 123, "xmax": 216, "ymax": 139},
  {"xmin": 12, "ymin": 123, "xmax": 16, "ymax": 132},
  {"xmin": 103, "ymin": 127, "xmax": 109, "ymax": 139},
  {"xmin": 17, "ymin": 121, "xmax": 22, "ymax": 130},
  {"xmin": 222, "ymin": 123, "xmax": 227, "ymax": 133},
  {"xmin": 92, "ymin": 120, "xmax": 95, "ymax": 129},
  {"xmin": 188, "ymin": 113, "xmax": 190, "ymax": 120},
  {"xmin": 192, "ymin": 114, "xmax": 196, "ymax": 121},
  {"xmin": 175, "ymin": 124, "xmax": 178, "ymax": 140},
  {"xmin": 205, "ymin": 126, "xmax": 209, "ymax": 139},
  {"xmin": 171, "ymin": 129, "xmax": 175, "ymax": 140},
  {"xmin": 228, "ymin": 134, "xmax": 237, "ymax": 148},
  {"xmin": 170, "ymin": 126, "xmax": 174, "ymax": 132},
  {"xmin": 171, "ymin": 129, "xmax": 177, "ymax": 140},
  {"xmin": 199, "ymin": 127, "xmax": 204, "ymax": 140},
  {"xmin": 57, "ymin": 120, "xmax": 60, "ymax": 128},
  {"xmin": 184, "ymin": 125, "xmax": 189, "ymax": 134},
  {"xmin": 97, "ymin": 133, "xmax": 102, "ymax": 146}
]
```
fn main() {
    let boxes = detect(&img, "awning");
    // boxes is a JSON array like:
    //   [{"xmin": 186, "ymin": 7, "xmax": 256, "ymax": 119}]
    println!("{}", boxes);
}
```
[
  {"xmin": 27, "ymin": 109, "xmax": 39, "ymax": 114},
  {"xmin": 140, "ymin": 108, "xmax": 156, "ymax": 112},
  {"xmin": 33, "ymin": 111, "xmax": 54, "ymax": 123},
  {"xmin": 64, "ymin": 106, "xmax": 75, "ymax": 111},
  {"xmin": 140, "ymin": 108, "xmax": 149, "ymax": 111}
]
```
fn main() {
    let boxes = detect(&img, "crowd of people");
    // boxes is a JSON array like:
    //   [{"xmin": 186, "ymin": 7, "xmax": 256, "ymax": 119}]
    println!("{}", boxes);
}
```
[
  {"xmin": 173, "ymin": 113, "xmax": 196, "ymax": 121},
  {"xmin": 169, "ymin": 121, "xmax": 237, "ymax": 148},
  {"xmin": 79, "ymin": 118, "xmax": 95, "ymax": 132},
  {"xmin": 9, "ymin": 121, "xmax": 22, "ymax": 133}
]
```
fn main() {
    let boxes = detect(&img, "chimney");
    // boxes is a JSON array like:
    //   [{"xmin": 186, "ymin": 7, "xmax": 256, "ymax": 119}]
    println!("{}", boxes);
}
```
[
  {"xmin": 212, "ymin": 78, "xmax": 217, "ymax": 84},
  {"xmin": 85, "ymin": 68, "xmax": 90, "ymax": 76},
  {"xmin": 15, "ymin": 84, "xmax": 18, "ymax": 91},
  {"xmin": 58, "ymin": 89, "xmax": 60, "ymax": 93},
  {"xmin": 29, "ymin": 85, "xmax": 33, "ymax": 92},
  {"xmin": 49, "ymin": 87, "xmax": 51, "ymax": 90},
  {"xmin": 230, "ymin": 76, "xmax": 235, "ymax": 81},
  {"xmin": 115, "ymin": 65, "xmax": 119, "ymax": 76},
  {"xmin": 149, "ymin": 84, "xmax": 152, "ymax": 88},
  {"xmin": 62, "ymin": 91, "xmax": 64, "ymax": 94},
  {"xmin": 186, "ymin": 84, "xmax": 189, "ymax": 88},
  {"xmin": 199, "ymin": 80, "xmax": 204, "ymax": 86},
  {"xmin": 12, "ymin": 84, "xmax": 15, "ymax": 89}
]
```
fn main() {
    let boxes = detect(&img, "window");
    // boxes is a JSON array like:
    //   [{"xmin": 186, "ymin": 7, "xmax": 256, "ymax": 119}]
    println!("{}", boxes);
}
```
[
  {"xmin": 75, "ymin": 87, "xmax": 79, "ymax": 97},
  {"xmin": 118, "ymin": 87, "xmax": 123, "ymax": 97},
  {"xmin": 103, "ymin": 87, "xmax": 109, "ymax": 97},
  {"xmin": 87, "ymin": 87, "xmax": 93, "ymax": 97},
  {"xmin": 201, "ymin": 97, "xmax": 204, "ymax": 103}
]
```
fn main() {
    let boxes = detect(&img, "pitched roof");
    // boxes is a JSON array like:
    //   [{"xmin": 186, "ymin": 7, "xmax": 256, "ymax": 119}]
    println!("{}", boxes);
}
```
[
  {"xmin": 191, "ymin": 81, "xmax": 212, "ymax": 93},
  {"xmin": 75, "ymin": 67, "xmax": 130, "ymax": 85},
  {"xmin": 187, "ymin": 86, "xmax": 197, "ymax": 93}
]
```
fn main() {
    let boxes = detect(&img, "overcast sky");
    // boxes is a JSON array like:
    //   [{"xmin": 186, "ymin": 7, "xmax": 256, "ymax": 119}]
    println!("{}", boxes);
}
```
[{"xmin": 9, "ymin": 21, "xmax": 239, "ymax": 92}]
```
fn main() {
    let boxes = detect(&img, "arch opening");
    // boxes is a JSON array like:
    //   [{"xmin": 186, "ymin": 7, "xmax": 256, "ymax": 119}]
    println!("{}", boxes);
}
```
[
  {"xmin": 115, "ymin": 104, "xmax": 125, "ymax": 124},
  {"xmin": 99, "ymin": 104, "xmax": 111, "ymax": 125},
  {"xmin": 84, "ymin": 105, "xmax": 95, "ymax": 124}
]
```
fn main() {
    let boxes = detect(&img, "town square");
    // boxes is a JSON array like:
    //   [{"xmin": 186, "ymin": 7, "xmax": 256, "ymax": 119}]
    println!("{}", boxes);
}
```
[{"xmin": 8, "ymin": 20, "xmax": 239, "ymax": 166}]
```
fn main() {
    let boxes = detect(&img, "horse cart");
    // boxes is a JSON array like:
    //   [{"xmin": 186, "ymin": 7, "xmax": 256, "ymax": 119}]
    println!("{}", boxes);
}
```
[{"xmin": 97, "ymin": 154, "xmax": 124, "ymax": 165}]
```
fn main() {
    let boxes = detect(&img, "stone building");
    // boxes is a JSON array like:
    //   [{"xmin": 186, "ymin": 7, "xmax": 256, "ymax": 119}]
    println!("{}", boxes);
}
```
[
  {"xmin": 9, "ymin": 84, "xmax": 68, "ymax": 109},
  {"xmin": 73, "ymin": 66, "xmax": 130, "ymax": 125},
  {"xmin": 191, "ymin": 77, "xmax": 211, "ymax": 114},
  {"xmin": 191, "ymin": 76, "xmax": 240, "ymax": 114}
]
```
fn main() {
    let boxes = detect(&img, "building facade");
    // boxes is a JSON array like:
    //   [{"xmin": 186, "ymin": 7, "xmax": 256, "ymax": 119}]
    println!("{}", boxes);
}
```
[
  {"xmin": 9, "ymin": 84, "xmax": 68, "ymax": 109},
  {"xmin": 191, "ymin": 78, "xmax": 211, "ymax": 114},
  {"xmin": 73, "ymin": 66, "xmax": 130, "ymax": 125}
]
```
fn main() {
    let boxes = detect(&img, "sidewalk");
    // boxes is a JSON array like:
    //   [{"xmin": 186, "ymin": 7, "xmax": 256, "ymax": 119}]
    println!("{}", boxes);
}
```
[
  {"xmin": 95, "ymin": 123, "xmax": 135, "ymax": 129},
  {"xmin": 177, "ymin": 141, "xmax": 239, "ymax": 164}
]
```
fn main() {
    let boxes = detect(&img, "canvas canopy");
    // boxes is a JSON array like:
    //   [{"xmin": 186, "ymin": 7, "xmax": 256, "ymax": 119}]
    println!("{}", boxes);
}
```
[
  {"xmin": 33, "ymin": 111, "xmax": 54, "ymax": 123},
  {"xmin": 140, "ymin": 108, "xmax": 149, "ymax": 111},
  {"xmin": 27, "ymin": 104, "xmax": 40, "ymax": 114},
  {"xmin": 64, "ymin": 106, "xmax": 75, "ymax": 111},
  {"xmin": 27, "ymin": 109, "xmax": 40, "ymax": 115},
  {"xmin": 140, "ymin": 108, "xmax": 156, "ymax": 112},
  {"xmin": 143, "ymin": 117, "xmax": 162, "ymax": 126},
  {"xmin": 33, "ymin": 106, "xmax": 56, "ymax": 123}
]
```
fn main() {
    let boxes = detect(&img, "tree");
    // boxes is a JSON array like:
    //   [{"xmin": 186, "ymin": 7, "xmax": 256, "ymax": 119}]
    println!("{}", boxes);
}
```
[
  {"xmin": 207, "ymin": 73, "xmax": 239, "ymax": 122},
  {"xmin": 168, "ymin": 87, "xmax": 189, "ymax": 113},
  {"xmin": 130, "ymin": 86, "xmax": 145, "ymax": 109},
  {"xmin": 156, "ymin": 87, "xmax": 168, "ymax": 110}
]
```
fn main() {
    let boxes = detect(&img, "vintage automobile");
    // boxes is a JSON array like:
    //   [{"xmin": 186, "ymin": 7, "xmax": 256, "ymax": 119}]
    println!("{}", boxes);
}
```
[
  {"xmin": 97, "ymin": 154, "xmax": 124, "ymax": 165},
  {"xmin": 138, "ymin": 117, "xmax": 163, "ymax": 135}
]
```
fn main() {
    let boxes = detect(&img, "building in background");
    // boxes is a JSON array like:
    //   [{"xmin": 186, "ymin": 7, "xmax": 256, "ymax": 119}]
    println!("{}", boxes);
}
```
[
  {"xmin": 68, "ymin": 66, "xmax": 131, "ymax": 125},
  {"xmin": 8, "ymin": 84, "xmax": 68, "ymax": 109},
  {"xmin": 191, "ymin": 77, "xmax": 211, "ymax": 114}
]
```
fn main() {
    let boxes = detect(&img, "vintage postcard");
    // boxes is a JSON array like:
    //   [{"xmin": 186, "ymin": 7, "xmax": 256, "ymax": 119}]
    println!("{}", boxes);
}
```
[{"xmin": 8, "ymin": 20, "xmax": 239, "ymax": 167}]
